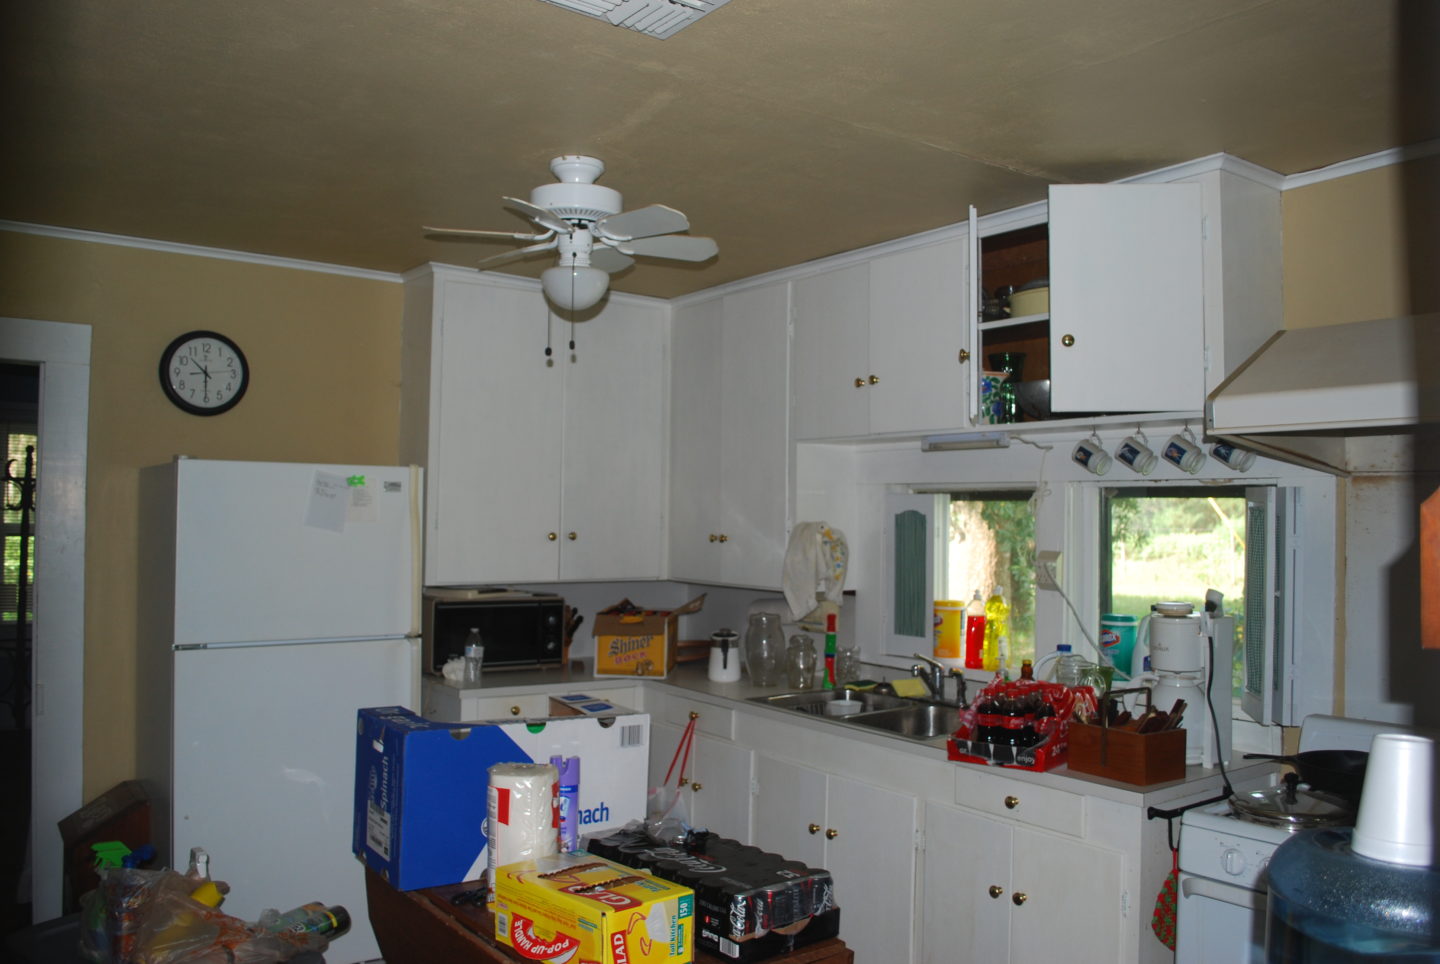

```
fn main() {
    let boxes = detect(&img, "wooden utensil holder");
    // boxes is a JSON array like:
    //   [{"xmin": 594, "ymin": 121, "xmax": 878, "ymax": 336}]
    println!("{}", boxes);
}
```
[{"xmin": 1068, "ymin": 721, "xmax": 1186, "ymax": 786}]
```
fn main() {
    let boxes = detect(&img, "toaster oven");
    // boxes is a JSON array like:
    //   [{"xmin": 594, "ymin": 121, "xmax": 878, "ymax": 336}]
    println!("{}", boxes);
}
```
[{"xmin": 421, "ymin": 587, "xmax": 566, "ymax": 674}]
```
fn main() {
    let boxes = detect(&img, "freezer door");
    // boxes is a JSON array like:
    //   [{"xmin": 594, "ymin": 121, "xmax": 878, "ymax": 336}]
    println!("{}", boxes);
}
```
[
  {"xmin": 172, "ymin": 638, "xmax": 416, "ymax": 964},
  {"xmin": 174, "ymin": 459, "xmax": 419, "ymax": 645}
]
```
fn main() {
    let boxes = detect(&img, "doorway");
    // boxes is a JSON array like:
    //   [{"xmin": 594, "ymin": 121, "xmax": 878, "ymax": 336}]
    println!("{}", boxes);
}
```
[{"xmin": 0, "ymin": 318, "xmax": 90, "ymax": 929}]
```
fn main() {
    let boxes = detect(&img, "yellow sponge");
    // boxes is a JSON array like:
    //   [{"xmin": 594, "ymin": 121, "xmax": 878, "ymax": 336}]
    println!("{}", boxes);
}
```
[{"xmin": 889, "ymin": 677, "xmax": 929, "ymax": 699}]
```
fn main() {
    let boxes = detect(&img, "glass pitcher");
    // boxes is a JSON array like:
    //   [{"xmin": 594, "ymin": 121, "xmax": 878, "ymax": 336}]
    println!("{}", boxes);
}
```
[{"xmin": 744, "ymin": 612, "xmax": 784, "ymax": 686}]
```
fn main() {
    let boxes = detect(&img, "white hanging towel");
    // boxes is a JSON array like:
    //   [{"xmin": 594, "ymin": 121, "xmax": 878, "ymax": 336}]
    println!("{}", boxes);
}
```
[{"xmin": 783, "ymin": 522, "xmax": 848, "ymax": 630}]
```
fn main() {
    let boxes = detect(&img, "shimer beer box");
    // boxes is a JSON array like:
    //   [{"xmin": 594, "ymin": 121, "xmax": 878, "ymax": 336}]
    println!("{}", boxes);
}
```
[
  {"xmin": 593, "ymin": 594, "xmax": 705, "ymax": 678},
  {"xmin": 353, "ymin": 706, "xmax": 649, "ymax": 890}
]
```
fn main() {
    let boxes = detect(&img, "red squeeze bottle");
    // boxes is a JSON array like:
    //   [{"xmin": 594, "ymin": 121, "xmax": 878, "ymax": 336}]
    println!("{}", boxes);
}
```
[
  {"xmin": 824, "ymin": 611, "xmax": 838, "ymax": 689},
  {"xmin": 963, "ymin": 590, "xmax": 986, "ymax": 670}
]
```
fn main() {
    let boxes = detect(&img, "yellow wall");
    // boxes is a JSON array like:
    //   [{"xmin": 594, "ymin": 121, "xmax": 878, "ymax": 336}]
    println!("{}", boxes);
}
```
[
  {"xmin": 1282, "ymin": 153, "xmax": 1440, "ymax": 328},
  {"xmin": 0, "ymin": 231, "xmax": 403, "ymax": 798}
]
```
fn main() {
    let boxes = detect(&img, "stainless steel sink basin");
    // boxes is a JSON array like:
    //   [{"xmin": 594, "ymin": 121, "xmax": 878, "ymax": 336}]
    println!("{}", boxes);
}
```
[
  {"xmin": 747, "ymin": 688, "xmax": 910, "ymax": 715},
  {"xmin": 845, "ymin": 702, "xmax": 962, "ymax": 740}
]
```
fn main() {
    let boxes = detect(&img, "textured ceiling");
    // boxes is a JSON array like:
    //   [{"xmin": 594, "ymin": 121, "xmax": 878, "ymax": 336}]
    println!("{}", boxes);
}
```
[{"xmin": 1, "ymin": 0, "xmax": 1434, "ymax": 299}]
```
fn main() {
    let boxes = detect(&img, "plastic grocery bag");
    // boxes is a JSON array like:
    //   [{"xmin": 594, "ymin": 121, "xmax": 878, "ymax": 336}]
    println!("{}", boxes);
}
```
[
  {"xmin": 644, "ymin": 713, "xmax": 697, "ymax": 845},
  {"xmin": 78, "ymin": 864, "xmax": 329, "ymax": 963}
]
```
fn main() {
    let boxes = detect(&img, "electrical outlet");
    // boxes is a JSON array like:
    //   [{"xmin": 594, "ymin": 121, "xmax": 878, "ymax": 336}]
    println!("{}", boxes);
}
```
[{"xmin": 1036, "ymin": 550, "xmax": 1062, "ymax": 590}]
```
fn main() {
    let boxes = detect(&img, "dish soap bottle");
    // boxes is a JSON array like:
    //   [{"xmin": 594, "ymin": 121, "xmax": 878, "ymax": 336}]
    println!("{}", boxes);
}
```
[
  {"xmin": 463, "ymin": 628, "xmax": 484, "ymax": 685},
  {"xmin": 963, "ymin": 590, "xmax": 986, "ymax": 669},
  {"xmin": 982, "ymin": 587, "xmax": 1008, "ymax": 672}
]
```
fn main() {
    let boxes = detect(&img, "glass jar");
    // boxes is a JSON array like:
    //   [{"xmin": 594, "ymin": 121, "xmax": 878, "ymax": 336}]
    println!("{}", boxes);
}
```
[
  {"xmin": 786, "ymin": 634, "xmax": 818, "ymax": 690},
  {"xmin": 744, "ymin": 612, "xmax": 784, "ymax": 686},
  {"xmin": 834, "ymin": 644, "xmax": 862, "ymax": 686}
]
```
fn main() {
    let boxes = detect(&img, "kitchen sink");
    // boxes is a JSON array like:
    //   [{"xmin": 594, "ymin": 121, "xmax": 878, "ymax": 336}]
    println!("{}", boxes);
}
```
[
  {"xmin": 845, "ymin": 702, "xmax": 962, "ymax": 740},
  {"xmin": 748, "ymin": 688, "xmax": 961, "ymax": 742},
  {"xmin": 747, "ymin": 688, "xmax": 911, "ymax": 715}
]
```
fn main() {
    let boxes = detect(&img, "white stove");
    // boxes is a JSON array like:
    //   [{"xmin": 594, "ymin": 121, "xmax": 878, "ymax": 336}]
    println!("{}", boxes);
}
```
[{"xmin": 1174, "ymin": 715, "xmax": 1412, "ymax": 963}]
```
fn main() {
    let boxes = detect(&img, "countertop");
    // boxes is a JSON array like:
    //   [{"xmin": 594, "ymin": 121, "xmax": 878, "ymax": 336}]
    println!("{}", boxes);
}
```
[{"xmin": 425, "ymin": 659, "xmax": 1266, "ymax": 806}]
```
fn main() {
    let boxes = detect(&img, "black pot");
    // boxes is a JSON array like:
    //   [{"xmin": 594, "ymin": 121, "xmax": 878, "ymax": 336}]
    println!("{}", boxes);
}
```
[{"xmin": 1243, "ymin": 750, "xmax": 1369, "ymax": 801}]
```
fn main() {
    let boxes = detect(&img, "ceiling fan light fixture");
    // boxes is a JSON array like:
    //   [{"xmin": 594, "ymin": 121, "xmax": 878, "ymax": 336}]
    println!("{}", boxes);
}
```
[{"xmin": 542, "ymin": 265, "xmax": 609, "ymax": 311}]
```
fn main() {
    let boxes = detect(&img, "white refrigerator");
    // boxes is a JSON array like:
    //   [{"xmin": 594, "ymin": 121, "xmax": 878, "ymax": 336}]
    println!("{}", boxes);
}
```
[{"xmin": 163, "ymin": 458, "xmax": 422, "ymax": 964}]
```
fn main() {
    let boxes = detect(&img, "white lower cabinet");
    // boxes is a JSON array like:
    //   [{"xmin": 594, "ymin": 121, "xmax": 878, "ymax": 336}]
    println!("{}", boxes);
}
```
[
  {"xmin": 648, "ymin": 719, "xmax": 755, "ymax": 844},
  {"xmin": 753, "ymin": 754, "xmax": 918, "ymax": 964},
  {"xmin": 922, "ymin": 800, "xmax": 1125, "ymax": 963}
]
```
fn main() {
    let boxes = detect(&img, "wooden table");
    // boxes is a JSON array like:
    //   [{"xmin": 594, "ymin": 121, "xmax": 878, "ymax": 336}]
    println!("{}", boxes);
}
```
[{"xmin": 365, "ymin": 869, "xmax": 853, "ymax": 964}]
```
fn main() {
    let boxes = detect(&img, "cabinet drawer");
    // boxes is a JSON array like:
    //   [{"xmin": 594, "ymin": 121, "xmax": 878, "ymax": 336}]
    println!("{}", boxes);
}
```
[
  {"xmin": 461, "ymin": 693, "xmax": 551, "ymax": 721},
  {"xmin": 664, "ymin": 700, "xmax": 734, "ymax": 740},
  {"xmin": 954, "ymin": 771, "xmax": 1086, "ymax": 837}
]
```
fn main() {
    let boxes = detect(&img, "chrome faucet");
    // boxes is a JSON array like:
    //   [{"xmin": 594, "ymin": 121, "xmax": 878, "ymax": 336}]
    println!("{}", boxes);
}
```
[{"xmin": 911, "ymin": 653, "xmax": 968, "ymax": 706}]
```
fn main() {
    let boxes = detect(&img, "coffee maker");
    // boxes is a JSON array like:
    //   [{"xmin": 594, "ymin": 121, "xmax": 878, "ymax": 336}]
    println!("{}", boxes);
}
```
[{"xmin": 1138, "ymin": 591, "xmax": 1233, "ymax": 767}]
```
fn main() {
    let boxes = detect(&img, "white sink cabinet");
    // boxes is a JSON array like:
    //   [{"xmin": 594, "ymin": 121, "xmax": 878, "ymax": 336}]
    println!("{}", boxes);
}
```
[
  {"xmin": 668, "ymin": 281, "xmax": 791, "ymax": 587},
  {"xmin": 792, "ymin": 237, "xmax": 970, "ymax": 441},
  {"xmin": 400, "ymin": 266, "xmax": 668, "ymax": 585}
]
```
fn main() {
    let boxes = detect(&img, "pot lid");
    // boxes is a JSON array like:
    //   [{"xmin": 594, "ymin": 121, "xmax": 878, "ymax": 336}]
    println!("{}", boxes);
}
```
[{"xmin": 1228, "ymin": 779, "xmax": 1356, "ymax": 829}]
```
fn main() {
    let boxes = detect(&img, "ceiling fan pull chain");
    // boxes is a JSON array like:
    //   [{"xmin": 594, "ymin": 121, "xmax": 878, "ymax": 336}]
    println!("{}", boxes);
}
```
[{"xmin": 544, "ymin": 298, "xmax": 553, "ymax": 359}]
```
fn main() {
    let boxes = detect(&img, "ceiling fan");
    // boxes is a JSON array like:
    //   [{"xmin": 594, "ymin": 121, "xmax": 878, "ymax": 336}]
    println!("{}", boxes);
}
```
[{"xmin": 424, "ymin": 155, "xmax": 719, "ymax": 311}]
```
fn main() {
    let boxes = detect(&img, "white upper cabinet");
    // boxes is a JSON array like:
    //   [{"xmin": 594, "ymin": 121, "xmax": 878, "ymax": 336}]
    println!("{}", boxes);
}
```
[
  {"xmin": 669, "ymin": 281, "xmax": 791, "ymax": 588},
  {"xmin": 402, "ymin": 267, "xmax": 667, "ymax": 586},
  {"xmin": 793, "ymin": 236, "xmax": 970, "ymax": 440}
]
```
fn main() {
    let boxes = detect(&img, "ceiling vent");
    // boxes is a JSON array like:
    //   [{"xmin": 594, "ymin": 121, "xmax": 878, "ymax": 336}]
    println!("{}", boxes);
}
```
[{"xmin": 535, "ymin": 0, "xmax": 731, "ymax": 39}]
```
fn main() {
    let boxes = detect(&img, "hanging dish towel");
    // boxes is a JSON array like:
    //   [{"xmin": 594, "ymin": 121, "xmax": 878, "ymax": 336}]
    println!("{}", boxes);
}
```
[
  {"xmin": 783, "ymin": 523, "xmax": 848, "ymax": 631},
  {"xmin": 1151, "ymin": 847, "xmax": 1179, "ymax": 951}
]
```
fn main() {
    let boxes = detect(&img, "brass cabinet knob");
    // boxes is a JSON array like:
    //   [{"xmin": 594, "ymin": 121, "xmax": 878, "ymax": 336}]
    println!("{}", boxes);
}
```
[
  {"xmin": 547, "ymin": 532, "xmax": 558, "ymax": 541},
  {"xmin": 1012, "ymin": 892, "xmax": 1028, "ymax": 906},
  {"xmin": 958, "ymin": 348, "xmax": 970, "ymax": 364},
  {"xmin": 509, "ymin": 705, "xmax": 522, "ymax": 716},
  {"xmin": 689, "ymin": 711, "xmax": 699, "ymax": 720},
  {"xmin": 868, "ymin": 374, "xmax": 879, "ymax": 385},
  {"xmin": 717, "ymin": 534, "xmax": 729, "ymax": 543},
  {"xmin": 691, "ymin": 781, "xmax": 702, "ymax": 792},
  {"xmin": 709, "ymin": 533, "xmax": 719, "ymax": 542},
  {"xmin": 567, "ymin": 531, "xmax": 577, "ymax": 541},
  {"xmin": 854, "ymin": 377, "xmax": 865, "ymax": 388},
  {"xmin": 988, "ymin": 885, "xmax": 1004, "ymax": 899},
  {"xmin": 1061, "ymin": 334, "xmax": 1075, "ymax": 347},
  {"xmin": 808, "ymin": 823, "xmax": 821, "ymax": 835},
  {"xmin": 825, "ymin": 828, "xmax": 839, "ymax": 840},
  {"xmin": 1004, "ymin": 795, "xmax": 1019, "ymax": 810}
]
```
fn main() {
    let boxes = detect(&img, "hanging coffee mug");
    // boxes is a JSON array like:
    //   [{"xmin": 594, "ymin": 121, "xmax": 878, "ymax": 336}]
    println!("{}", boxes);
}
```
[
  {"xmin": 1161, "ymin": 429, "xmax": 1207, "ymax": 474},
  {"xmin": 1115, "ymin": 433, "xmax": 1158, "ymax": 475},
  {"xmin": 1211, "ymin": 441, "xmax": 1256, "ymax": 472},
  {"xmin": 1072, "ymin": 436, "xmax": 1112, "ymax": 476}
]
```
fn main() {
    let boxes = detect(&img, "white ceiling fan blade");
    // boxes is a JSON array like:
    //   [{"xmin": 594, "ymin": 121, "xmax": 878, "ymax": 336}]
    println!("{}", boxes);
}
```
[
  {"xmin": 589, "ymin": 245, "xmax": 635, "ymax": 273},
  {"xmin": 502, "ymin": 196, "xmax": 572, "ymax": 235},
  {"xmin": 424, "ymin": 225, "xmax": 555, "ymax": 242},
  {"xmin": 595, "ymin": 204, "xmax": 690, "ymax": 241},
  {"xmin": 615, "ymin": 234, "xmax": 719, "ymax": 262},
  {"xmin": 474, "ymin": 239, "xmax": 558, "ymax": 270}
]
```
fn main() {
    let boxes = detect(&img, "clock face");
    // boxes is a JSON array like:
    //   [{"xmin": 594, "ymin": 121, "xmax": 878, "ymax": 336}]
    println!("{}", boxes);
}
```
[{"xmin": 159, "ymin": 330, "xmax": 249, "ymax": 415}]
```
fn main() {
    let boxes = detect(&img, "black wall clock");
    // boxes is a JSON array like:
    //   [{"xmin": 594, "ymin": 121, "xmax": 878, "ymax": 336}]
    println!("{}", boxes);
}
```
[{"xmin": 159, "ymin": 330, "xmax": 249, "ymax": 415}]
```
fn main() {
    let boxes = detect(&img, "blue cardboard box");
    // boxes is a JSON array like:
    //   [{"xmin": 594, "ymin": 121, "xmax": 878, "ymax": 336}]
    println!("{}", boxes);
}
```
[{"xmin": 353, "ymin": 706, "xmax": 649, "ymax": 891}]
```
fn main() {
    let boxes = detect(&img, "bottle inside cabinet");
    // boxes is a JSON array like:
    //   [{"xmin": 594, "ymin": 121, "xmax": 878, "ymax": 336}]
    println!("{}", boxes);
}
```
[{"xmin": 978, "ymin": 224, "xmax": 1052, "ymax": 424}]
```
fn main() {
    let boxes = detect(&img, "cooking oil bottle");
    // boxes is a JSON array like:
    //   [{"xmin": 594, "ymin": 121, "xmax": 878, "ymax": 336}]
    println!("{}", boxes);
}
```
[{"xmin": 982, "ymin": 586, "xmax": 1008, "ymax": 672}]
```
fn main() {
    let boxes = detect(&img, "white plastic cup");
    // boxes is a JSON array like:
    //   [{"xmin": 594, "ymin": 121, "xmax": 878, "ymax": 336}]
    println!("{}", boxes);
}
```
[
  {"xmin": 1351, "ymin": 733, "xmax": 1434, "ymax": 867},
  {"xmin": 825, "ymin": 698, "xmax": 863, "ymax": 717}
]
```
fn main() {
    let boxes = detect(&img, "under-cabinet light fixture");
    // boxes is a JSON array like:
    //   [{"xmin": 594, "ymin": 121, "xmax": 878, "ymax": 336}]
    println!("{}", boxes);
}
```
[{"xmin": 920, "ymin": 431, "xmax": 1010, "ymax": 452}]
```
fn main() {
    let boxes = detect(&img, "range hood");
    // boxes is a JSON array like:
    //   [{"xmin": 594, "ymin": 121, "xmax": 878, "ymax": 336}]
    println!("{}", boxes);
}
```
[{"xmin": 1207, "ymin": 314, "xmax": 1439, "ymax": 475}]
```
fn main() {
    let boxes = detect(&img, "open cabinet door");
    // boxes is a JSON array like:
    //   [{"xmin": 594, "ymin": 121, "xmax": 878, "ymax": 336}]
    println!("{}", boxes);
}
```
[{"xmin": 885, "ymin": 491, "xmax": 944, "ymax": 657}]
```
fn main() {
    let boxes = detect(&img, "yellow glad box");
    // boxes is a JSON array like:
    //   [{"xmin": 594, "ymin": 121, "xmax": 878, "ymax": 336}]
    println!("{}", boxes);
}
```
[
  {"xmin": 593, "ymin": 595, "xmax": 705, "ymax": 678},
  {"xmin": 495, "ymin": 852, "xmax": 695, "ymax": 963}
]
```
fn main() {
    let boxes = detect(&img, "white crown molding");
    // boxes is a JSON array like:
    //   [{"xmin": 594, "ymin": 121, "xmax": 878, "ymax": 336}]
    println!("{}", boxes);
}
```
[
  {"xmin": 0, "ymin": 220, "xmax": 405, "ymax": 283},
  {"xmin": 1281, "ymin": 139, "xmax": 1440, "ymax": 190}
]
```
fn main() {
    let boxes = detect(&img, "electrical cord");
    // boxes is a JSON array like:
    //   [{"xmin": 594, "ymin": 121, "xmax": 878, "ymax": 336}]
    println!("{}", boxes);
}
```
[
  {"xmin": 1042, "ymin": 560, "xmax": 1104, "ymax": 661},
  {"xmin": 1204, "ymin": 610, "xmax": 1236, "ymax": 798}
]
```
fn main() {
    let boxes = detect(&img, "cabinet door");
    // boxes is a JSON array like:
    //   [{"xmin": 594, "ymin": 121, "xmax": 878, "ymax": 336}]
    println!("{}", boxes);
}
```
[
  {"xmin": 559, "ymin": 298, "xmax": 667, "ymax": 580},
  {"xmin": 686, "ymin": 733, "xmax": 754, "ymax": 842},
  {"xmin": 868, "ymin": 238, "xmax": 970, "ymax": 435},
  {"xmin": 718, "ymin": 282, "xmax": 790, "ymax": 586},
  {"xmin": 921, "ymin": 802, "xmax": 1010, "ymax": 964},
  {"xmin": 428, "ymin": 280, "xmax": 562, "ymax": 584},
  {"xmin": 668, "ymin": 298, "xmax": 726, "ymax": 583},
  {"xmin": 752, "ymin": 754, "xmax": 828, "ymax": 868},
  {"xmin": 1048, "ymin": 183, "xmax": 1204, "ymax": 413},
  {"xmin": 1009, "ymin": 827, "xmax": 1125, "ymax": 963},
  {"xmin": 823, "ymin": 774, "xmax": 918, "ymax": 964},
  {"xmin": 792, "ymin": 264, "xmax": 870, "ymax": 440}
]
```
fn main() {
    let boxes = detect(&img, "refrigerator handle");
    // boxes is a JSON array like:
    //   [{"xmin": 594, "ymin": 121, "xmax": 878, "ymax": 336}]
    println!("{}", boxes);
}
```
[{"xmin": 408, "ymin": 464, "xmax": 423, "ymax": 638}]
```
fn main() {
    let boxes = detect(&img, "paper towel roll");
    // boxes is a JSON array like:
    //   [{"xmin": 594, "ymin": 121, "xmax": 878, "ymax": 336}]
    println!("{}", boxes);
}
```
[{"xmin": 487, "ymin": 762, "xmax": 559, "ymax": 890}]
